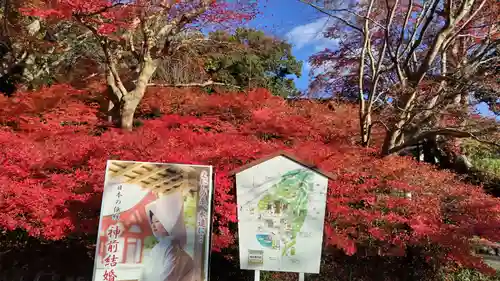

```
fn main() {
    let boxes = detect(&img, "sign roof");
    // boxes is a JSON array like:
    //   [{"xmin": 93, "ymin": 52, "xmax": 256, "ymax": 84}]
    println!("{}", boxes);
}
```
[{"xmin": 228, "ymin": 151, "xmax": 335, "ymax": 180}]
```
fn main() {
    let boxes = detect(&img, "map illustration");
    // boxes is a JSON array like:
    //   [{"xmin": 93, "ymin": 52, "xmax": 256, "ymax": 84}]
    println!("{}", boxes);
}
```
[
  {"xmin": 236, "ymin": 155, "xmax": 328, "ymax": 274},
  {"xmin": 255, "ymin": 169, "xmax": 313, "ymax": 256}
]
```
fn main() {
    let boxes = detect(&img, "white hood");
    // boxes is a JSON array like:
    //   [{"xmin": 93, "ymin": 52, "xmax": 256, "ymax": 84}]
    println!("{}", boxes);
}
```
[{"xmin": 145, "ymin": 191, "xmax": 187, "ymax": 249}]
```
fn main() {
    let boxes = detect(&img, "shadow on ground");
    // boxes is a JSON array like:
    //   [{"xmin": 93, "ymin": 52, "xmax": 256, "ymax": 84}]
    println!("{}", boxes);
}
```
[
  {"xmin": 0, "ymin": 230, "xmax": 95, "ymax": 281},
  {"xmin": 1, "ymin": 231, "xmax": 490, "ymax": 281}
]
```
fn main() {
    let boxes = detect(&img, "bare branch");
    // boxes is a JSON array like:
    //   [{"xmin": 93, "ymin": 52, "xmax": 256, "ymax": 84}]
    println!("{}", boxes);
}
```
[
  {"xmin": 74, "ymin": 15, "xmax": 128, "ymax": 97},
  {"xmin": 148, "ymin": 80, "xmax": 241, "ymax": 89},
  {"xmin": 443, "ymin": 0, "xmax": 488, "ymax": 47},
  {"xmin": 404, "ymin": 0, "xmax": 441, "ymax": 80},
  {"xmin": 324, "ymin": 8, "xmax": 386, "ymax": 29},
  {"xmin": 368, "ymin": 0, "xmax": 398, "ymax": 108},
  {"xmin": 73, "ymin": 3, "xmax": 124, "ymax": 17},
  {"xmin": 399, "ymin": 0, "xmax": 431, "ymax": 59},
  {"xmin": 299, "ymin": 0, "xmax": 364, "ymax": 33},
  {"xmin": 371, "ymin": 120, "xmax": 390, "ymax": 132},
  {"xmin": 413, "ymin": 0, "xmax": 481, "ymax": 84},
  {"xmin": 388, "ymin": 128, "xmax": 500, "ymax": 154}
]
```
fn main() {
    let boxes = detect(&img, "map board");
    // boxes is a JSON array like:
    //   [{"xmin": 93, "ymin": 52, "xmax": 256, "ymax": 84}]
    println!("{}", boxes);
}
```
[{"xmin": 235, "ymin": 154, "xmax": 328, "ymax": 274}]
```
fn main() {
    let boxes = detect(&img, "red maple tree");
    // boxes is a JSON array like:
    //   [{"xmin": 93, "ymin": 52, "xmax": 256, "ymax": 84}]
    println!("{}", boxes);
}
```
[
  {"xmin": 304, "ymin": 0, "xmax": 500, "ymax": 155},
  {"xmin": 21, "ymin": 0, "xmax": 258, "ymax": 131},
  {"xmin": 1, "ymin": 83, "xmax": 499, "ymax": 274}
]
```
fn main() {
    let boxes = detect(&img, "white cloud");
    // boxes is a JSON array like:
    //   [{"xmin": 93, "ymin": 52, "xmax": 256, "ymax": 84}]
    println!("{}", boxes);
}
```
[
  {"xmin": 303, "ymin": 61, "xmax": 311, "ymax": 72},
  {"xmin": 285, "ymin": 17, "xmax": 337, "ymax": 51}
]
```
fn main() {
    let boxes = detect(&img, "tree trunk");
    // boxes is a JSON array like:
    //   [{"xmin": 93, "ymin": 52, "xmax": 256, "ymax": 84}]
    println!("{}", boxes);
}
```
[
  {"xmin": 120, "ymin": 99, "xmax": 138, "ymax": 131},
  {"xmin": 422, "ymin": 139, "xmax": 435, "ymax": 164},
  {"xmin": 119, "ymin": 93, "xmax": 143, "ymax": 131},
  {"xmin": 360, "ymin": 112, "xmax": 372, "ymax": 146},
  {"xmin": 105, "ymin": 58, "xmax": 158, "ymax": 131},
  {"xmin": 382, "ymin": 129, "xmax": 399, "ymax": 155}
]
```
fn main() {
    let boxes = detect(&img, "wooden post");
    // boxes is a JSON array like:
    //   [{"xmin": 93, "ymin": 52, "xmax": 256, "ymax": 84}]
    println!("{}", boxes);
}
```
[
  {"xmin": 254, "ymin": 270, "xmax": 260, "ymax": 281},
  {"xmin": 299, "ymin": 273, "xmax": 305, "ymax": 281}
]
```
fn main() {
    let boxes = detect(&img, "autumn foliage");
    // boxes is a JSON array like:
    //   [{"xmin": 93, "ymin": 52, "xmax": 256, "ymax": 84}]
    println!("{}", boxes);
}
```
[
  {"xmin": 306, "ymin": 0, "xmax": 500, "ymax": 155},
  {"xmin": 1, "ymin": 84, "xmax": 500, "ymax": 275}
]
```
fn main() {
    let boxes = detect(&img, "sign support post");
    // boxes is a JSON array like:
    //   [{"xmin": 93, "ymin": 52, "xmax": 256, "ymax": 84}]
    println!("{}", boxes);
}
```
[
  {"xmin": 299, "ymin": 273, "xmax": 305, "ymax": 281},
  {"xmin": 254, "ymin": 270, "xmax": 260, "ymax": 281}
]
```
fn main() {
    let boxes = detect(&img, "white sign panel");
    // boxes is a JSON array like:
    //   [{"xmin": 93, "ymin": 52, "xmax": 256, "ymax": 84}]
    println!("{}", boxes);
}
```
[
  {"xmin": 235, "ymin": 155, "xmax": 328, "ymax": 273},
  {"xmin": 92, "ymin": 160, "xmax": 213, "ymax": 281}
]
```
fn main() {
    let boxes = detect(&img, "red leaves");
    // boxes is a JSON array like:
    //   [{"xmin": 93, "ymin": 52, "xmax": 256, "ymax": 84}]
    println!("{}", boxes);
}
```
[
  {"xmin": 97, "ymin": 23, "xmax": 118, "ymax": 35},
  {"xmin": 199, "ymin": 1, "xmax": 258, "ymax": 27},
  {"xmin": 324, "ymin": 226, "xmax": 357, "ymax": 256},
  {"xmin": 20, "ymin": 7, "xmax": 64, "ymax": 18},
  {"xmin": 368, "ymin": 227, "xmax": 386, "ymax": 240},
  {"xmin": 322, "ymin": 155, "xmax": 500, "ymax": 272},
  {"xmin": 23, "ymin": 0, "xmax": 259, "ymax": 40},
  {"xmin": 1, "ymin": 85, "xmax": 500, "ymax": 273},
  {"xmin": 251, "ymin": 107, "xmax": 274, "ymax": 121}
]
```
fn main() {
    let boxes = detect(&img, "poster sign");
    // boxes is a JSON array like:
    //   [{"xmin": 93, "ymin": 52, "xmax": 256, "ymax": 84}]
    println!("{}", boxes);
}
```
[
  {"xmin": 92, "ymin": 160, "xmax": 213, "ymax": 281},
  {"xmin": 234, "ymin": 154, "xmax": 328, "ymax": 274}
]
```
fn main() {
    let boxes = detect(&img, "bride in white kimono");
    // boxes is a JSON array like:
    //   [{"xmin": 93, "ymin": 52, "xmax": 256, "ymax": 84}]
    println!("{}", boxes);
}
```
[{"xmin": 140, "ymin": 191, "xmax": 195, "ymax": 281}]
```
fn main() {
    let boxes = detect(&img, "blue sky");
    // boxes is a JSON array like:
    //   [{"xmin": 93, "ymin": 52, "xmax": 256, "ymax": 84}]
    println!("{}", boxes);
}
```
[{"xmin": 243, "ymin": 0, "xmax": 334, "ymax": 90}]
